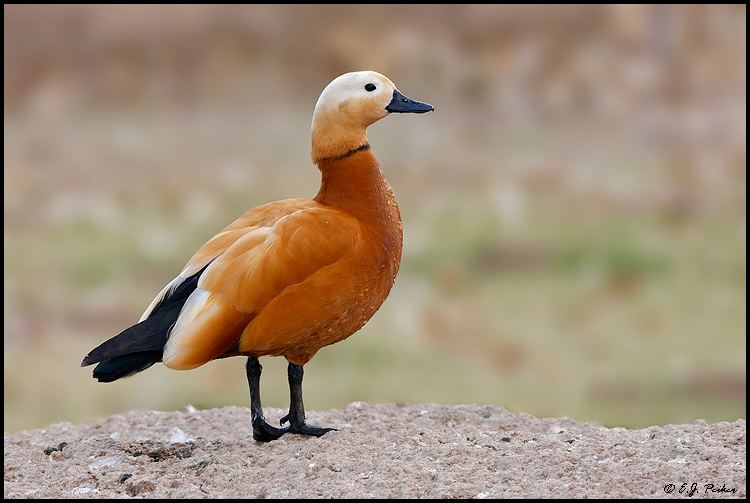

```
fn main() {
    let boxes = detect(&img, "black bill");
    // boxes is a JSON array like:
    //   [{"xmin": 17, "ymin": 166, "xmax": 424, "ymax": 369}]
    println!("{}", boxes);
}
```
[{"xmin": 385, "ymin": 89, "xmax": 434, "ymax": 113}]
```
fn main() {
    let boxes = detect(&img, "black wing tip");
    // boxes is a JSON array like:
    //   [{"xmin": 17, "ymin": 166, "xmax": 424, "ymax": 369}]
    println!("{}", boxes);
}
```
[
  {"xmin": 80, "ymin": 262, "xmax": 211, "ymax": 373},
  {"xmin": 91, "ymin": 352, "xmax": 160, "ymax": 382}
]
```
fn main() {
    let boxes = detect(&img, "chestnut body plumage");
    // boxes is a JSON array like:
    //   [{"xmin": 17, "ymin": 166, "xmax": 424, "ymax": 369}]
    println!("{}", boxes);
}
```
[{"xmin": 82, "ymin": 71, "xmax": 433, "ymax": 441}]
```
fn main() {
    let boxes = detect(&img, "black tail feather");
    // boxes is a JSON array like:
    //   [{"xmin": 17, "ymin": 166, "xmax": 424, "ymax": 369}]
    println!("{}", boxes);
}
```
[
  {"xmin": 92, "ymin": 351, "xmax": 162, "ymax": 382},
  {"xmin": 80, "ymin": 300, "xmax": 183, "ymax": 367},
  {"xmin": 81, "ymin": 263, "xmax": 211, "ymax": 381}
]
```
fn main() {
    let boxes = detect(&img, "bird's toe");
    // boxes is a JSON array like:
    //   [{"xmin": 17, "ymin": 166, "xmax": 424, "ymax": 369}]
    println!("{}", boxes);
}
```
[
  {"xmin": 252, "ymin": 421, "xmax": 288, "ymax": 442},
  {"xmin": 288, "ymin": 423, "xmax": 337, "ymax": 437}
]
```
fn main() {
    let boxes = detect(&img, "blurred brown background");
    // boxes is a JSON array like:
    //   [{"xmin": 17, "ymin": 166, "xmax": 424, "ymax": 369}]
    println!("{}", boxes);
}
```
[{"xmin": 4, "ymin": 5, "xmax": 746, "ymax": 432}]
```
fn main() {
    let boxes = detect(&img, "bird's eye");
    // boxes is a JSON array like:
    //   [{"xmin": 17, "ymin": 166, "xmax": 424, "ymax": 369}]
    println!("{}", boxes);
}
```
[{"xmin": 365, "ymin": 83, "xmax": 376, "ymax": 92}]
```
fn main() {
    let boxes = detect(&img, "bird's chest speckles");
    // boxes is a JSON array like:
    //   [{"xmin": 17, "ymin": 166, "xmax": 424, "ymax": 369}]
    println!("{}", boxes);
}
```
[{"xmin": 318, "ymin": 223, "xmax": 402, "ymax": 348}]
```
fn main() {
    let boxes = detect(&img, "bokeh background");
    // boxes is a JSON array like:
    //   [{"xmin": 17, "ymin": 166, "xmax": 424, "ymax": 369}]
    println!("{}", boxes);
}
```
[{"xmin": 4, "ymin": 4, "xmax": 746, "ymax": 432}]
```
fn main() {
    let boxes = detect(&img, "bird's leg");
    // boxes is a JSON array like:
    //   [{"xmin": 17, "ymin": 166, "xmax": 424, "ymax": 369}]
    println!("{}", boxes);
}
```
[
  {"xmin": 279, "ymin": 362, "xmax": 337, "ymax": 437},
  {"xmin": 246, "ymin": 357, "xmax": 288, "ymax": 442}
]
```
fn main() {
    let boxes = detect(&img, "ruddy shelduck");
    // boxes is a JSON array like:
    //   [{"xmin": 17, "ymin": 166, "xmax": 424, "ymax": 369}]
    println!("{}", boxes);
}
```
[{"xmin": 82, "ymin": 71, "xmax": 433, "ymax": 441}]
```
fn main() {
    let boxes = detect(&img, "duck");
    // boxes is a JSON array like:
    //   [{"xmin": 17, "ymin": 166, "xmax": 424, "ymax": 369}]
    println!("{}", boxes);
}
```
[{"xmin": 81, "ymin": 71, "xmax": 433, "ymax": 441}]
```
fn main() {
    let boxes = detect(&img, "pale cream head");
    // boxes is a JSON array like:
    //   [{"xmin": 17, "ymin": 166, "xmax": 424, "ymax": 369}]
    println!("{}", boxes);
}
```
[
  {"xmin": 312, "ymin": 71, "xmax": 397, "ymax": 131},
  {"xmin": 310, "ymin": 71, "xmax": 433, "ymax": 164}
]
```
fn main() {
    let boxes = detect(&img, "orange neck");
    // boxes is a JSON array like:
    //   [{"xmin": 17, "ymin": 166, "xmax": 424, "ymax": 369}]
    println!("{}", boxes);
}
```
[
  {"xmin": 314, "ymin": 147, "xmax": 401, "ymax": 229},
  {"xmin": 311, "ymin": 111, "xmax": 368, "ymax": 165}
]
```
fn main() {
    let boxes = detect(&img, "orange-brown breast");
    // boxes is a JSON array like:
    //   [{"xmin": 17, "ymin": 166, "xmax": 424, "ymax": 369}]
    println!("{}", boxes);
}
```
[
  {"xmin": 160, "ymin": 148, "xmax": 402, "ymax": 369},
  {"xmin": 239, "ymin": 148, "xmax": 403, "ymax": 364}
]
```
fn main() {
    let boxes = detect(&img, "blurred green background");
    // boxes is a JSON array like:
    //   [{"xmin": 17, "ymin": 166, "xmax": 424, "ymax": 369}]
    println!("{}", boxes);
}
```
[{"xmin": 4, "ymin": 5, "xmax": 746, "ymax": 432}]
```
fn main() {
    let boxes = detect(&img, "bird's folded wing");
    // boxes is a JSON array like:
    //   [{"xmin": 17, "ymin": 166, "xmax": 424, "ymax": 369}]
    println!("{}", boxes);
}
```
[
  {"xmin": 161, "ymin": 206, "xmax": 361, "ymax": 369},
  {"xmin": 138, "ymin": 198, "xmax": 316, "ymax": 322}
]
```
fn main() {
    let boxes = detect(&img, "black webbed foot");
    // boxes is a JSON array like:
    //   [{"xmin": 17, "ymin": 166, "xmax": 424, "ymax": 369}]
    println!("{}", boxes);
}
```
[
  {"xmin": 247, "ymin": 357, "xmax": 290, "ymax": 442},
  {"xmin": 252, "ymin": 420, "xmax": 288, "ymax": 442},
  {"xmin": 280, "ymin": 412, "xmax": 336, "ymax": 437},
  {"xmin": 287, "ymin": 423, "xmax": 337, "ymax": 437},
  {"xmin": 281, "ymin": 362, "xmax": 337, "ymax": 437}
]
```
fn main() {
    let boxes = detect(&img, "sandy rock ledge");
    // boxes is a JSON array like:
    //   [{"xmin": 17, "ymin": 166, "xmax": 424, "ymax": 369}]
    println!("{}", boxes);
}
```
[{"xmin": 3, "ymin": 404, "xmax": 746, "ymax": 498}]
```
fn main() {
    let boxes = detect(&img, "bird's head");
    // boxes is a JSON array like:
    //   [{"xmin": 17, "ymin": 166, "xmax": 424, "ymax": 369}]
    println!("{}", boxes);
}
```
[{"xmin": 311, "ymin": 71, "xmax": 433, "ymax": 163}]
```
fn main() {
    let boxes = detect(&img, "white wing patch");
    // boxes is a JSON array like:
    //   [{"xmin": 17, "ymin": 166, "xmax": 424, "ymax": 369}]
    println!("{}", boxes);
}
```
[
  {"xmin": 167, "ymin": 287, "xmax": 211, "ymax": 339},
  {"xmin": 162, "ymin": 287, "xmax": 218, "ymax": 369}
]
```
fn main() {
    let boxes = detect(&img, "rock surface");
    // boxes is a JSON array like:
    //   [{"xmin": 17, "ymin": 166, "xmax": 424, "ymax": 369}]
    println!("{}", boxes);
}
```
[{"xmin": 3, "ymin": 404, "xmax": 746, "ymax": 498}]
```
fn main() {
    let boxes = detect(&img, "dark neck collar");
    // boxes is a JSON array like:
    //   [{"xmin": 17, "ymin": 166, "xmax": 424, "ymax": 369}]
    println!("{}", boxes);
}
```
[{"xmin": 317, "ymin": 143, "xmax": 371, "ymax": 163}]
